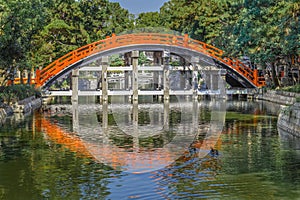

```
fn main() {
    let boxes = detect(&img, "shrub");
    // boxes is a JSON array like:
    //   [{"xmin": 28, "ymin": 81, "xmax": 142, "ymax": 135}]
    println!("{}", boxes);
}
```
[
  {"xmin": 0, "ymin": 85, "xmax": 41, "ymax": 104},
  {"xmin": 281, "ymin": 84, "xmax": 300, "ymax": 93}
]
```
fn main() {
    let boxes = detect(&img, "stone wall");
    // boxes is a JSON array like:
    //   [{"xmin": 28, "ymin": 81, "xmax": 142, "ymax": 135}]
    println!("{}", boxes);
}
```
[
  {"xmin": 257, "ymin": 90, "xmax": 300, "ymax": 137},
  {"xmin": 0, "ymin": 105, "xmax": 13, "ymax": 125},
  {"xmin": 0, "ymin": 97, "xmax": 41, "ymax": 124},
  {"xmin": 277, "ymin": 103, "xmax": 300, "ymax": 137},
  {"xmin": 257, "ymin": 90, "xmax": 300, "ymax": 105},
  {"xmin": 0, "ymin": 108, "xmax": 6, "ymax": 124},
  {"xmin": 12, "ymin": 96, "xmax": 42, "ymax": 113}
]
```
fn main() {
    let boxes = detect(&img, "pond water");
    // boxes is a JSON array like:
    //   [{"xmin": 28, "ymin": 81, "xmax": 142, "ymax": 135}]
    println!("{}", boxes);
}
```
[{"xmin": 0, "ymin": 99, "xmax": 300, "ymax": 200}]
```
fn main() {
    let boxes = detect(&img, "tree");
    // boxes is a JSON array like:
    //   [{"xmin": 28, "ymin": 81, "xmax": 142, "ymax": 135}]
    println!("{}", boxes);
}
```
[
  {"xmin": 138, "ymin": 52, "xmax": 150, "ymax": 66},
  {"xmin": 33, "ymin": 0, "xmax": 134, "ymax": 68},
  {"xmin": 222, "ymin": 0, "xmax": 299, "ymax": 87},
  {"xmin": 105, "ymin": 2, "xmax": 135, "ymax": 34},
  {"xmin": 0, "ymin": 0, "xmax": 48, "ymax": 85},
  {"xmin": 109, "ymin": 54, "xmax": 124, "ymax": 66},
  {"xmin": 159, "ymin": 0, "xmax": 232, "ymax": 44},
  {"xmin": 135, "ymin": 12, "xmax": 161, "ymax": 28}
]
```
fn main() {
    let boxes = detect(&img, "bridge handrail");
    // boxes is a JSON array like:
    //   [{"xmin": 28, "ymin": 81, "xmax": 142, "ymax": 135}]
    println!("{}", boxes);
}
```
[{"xmin": 32, "ymin": 33, "xmax": 264, "ymax": 88}]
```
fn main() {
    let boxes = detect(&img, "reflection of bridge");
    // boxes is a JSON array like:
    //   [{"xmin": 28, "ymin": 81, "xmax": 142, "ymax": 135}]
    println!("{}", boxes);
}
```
[
  {"xmin": 38, "ymin": 100, "xmax": 226, "ymax": 173},
  {"xmin": 14, "ymin": 33, "xmax": 264, "ymax": 95}
]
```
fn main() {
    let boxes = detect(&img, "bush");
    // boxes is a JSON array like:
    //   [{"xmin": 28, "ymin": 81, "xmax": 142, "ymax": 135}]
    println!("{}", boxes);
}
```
[
  {"xmin": 0, "ymin": 84, "xmax": 41, "ymax": 104},
  {"xmin": 281, "ymin": 84, "xmax": 300, "ymax": 93}
]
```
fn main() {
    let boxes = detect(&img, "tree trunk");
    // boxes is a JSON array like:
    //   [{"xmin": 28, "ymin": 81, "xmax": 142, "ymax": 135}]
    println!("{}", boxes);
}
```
[{"xmin": 270, "ymin": 62, "xmax": 279, "ymax": 87}]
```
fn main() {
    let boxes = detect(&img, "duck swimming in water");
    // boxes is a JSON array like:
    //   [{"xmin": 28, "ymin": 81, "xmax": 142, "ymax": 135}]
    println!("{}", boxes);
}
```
[{"xmin": 210, "ymin": 147, "xmax": 219, "ymax": 156}]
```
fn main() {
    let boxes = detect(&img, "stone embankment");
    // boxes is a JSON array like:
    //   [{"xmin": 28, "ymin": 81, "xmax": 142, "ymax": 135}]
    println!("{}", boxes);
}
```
[
  {"xmin": 0, "ymin": 104, "xmax": 14, "ymax": 124},
  {"xmin": 12, "ymin": 96, "xmax": 42, "ymax": 113},
  {"xmin": 257, "ymin": 90, "xmax": 300, "ymax": 137},
  {"xmin": 277, "ymin": 103, "xmax": 300, "ymax": 137},
  {"xmin": 0, "ymin": 96, "xmax": 41, "ymax": 125},
  {"xmin": 257, "ymin": 90, "xmax": 300, "ymax": 105}
]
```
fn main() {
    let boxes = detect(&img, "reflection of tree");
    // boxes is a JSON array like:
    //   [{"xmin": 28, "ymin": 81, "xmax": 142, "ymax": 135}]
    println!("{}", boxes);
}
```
[
  {"xmin": 32, "ymin": 148, "xmax": 114, "ymax": 199},
  {"xmin": 0, "ymin": 114, "xmax": 115, "ymax": 199},
  {"xmin": 149, "ymin": 101, "xmax": 299, "ymax": 198},
  {"xmin": 221, "ymin": 115, "xmax": 300, "ymax": 187}
]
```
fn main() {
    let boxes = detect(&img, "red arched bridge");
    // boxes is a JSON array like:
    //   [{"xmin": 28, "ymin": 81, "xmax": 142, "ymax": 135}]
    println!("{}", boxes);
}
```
[{"xmin": 15, "ymin": 33, "xmax": 265, "ymax": 89}]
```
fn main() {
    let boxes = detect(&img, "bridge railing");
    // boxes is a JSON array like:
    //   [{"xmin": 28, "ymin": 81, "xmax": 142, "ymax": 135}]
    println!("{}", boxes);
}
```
[{"xmin": 13, "ymin": 33, "xmax": 265, "ymax": 88}]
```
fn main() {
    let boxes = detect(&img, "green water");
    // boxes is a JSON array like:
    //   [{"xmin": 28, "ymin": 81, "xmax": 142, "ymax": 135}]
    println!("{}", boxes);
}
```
[{"xmin": 0, "ymin": 100, "xmax": 299, "ymax": 200}]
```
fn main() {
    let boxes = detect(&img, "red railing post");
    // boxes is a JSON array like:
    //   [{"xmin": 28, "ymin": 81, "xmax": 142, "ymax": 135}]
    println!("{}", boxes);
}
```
[
  {"xmin": 35, "ymin": 68, "xmax": 41, "ymax": 88},
  {"xmin": 7, "ymin": 80, "xmax": 12, "ymax": 86},
  {"xmin": 172, "ymin": 36, "xmax": 177, "ymax": 45},
  {"xmin": 184, "ymin": 34, "xmax": 189, "ymax": 47},
  {"xmin": 111, "ymin": 33, "xmax": 116, "ymax": 47},
  {"xmin": 253, "ymin": 69, "xmax": 258, "ymax": 87}
]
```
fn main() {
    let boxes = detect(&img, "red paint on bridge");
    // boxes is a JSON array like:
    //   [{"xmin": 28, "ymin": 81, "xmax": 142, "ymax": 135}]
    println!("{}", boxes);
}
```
[{"xmin": 15, "ymin": 33, "xmax": 265, "ymax": 88}]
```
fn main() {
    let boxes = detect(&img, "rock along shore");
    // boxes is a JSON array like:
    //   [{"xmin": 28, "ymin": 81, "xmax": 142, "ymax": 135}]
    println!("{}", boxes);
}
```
[{"xmin": 0, "ymin": 96, "xmax": 42, "ymax": 125}]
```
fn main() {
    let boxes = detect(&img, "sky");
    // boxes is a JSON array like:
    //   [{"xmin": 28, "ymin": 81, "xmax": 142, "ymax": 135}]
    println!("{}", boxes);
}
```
[{"xmin": 109, "ymin": 0, "xmax": 169, "ymax": 15}]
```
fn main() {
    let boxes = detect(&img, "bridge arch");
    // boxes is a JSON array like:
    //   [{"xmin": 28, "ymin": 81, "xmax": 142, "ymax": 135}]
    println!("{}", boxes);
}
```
[{"xmin": 35, "ymin": 33, "xmax": 265, "ymax": 89}]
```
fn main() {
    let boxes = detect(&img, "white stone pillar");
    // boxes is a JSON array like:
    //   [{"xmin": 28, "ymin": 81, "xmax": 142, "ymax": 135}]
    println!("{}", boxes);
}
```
[
  {"xmin": 153, "ymin": 51, "xmax": 162, "ymax": 90},
  {"xmin": 191, "ymin": 56, "xmax": 199, "ymax": 100},
  {"xmin": 132, "ymin": 51, "xmax": 139, "ymax": 102},
  {"xmin": 101, "ymin": 56, "xmax": 109, "ymax": 103},
  {"xmin": 72, "ymin": 69, "xmax": 79, "ymax": 132},
  {"xmin": 124, "ymin": 52, "xmax": 131, "ymax": 91},
  {"xmin": 72, "ymin": 69, "xmax": 79, "ymax": 104},
  {"xmin": 163, "ymin": 50, "xmax": 170, "ymax": 101}
]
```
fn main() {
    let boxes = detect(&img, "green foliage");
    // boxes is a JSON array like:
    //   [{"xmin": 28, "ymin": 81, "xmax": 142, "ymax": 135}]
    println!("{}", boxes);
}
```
[
  {"xmin": 0, "ymin": 85, "xmax": 40, "ymax": 104},
  {"xmin": 281, "ymin": 84, "xmax": 300, "ymax": 93},
  {"xmin": 0, "ymin": 0, "xmax": 49, "ymax": 81},
  {"xmin": 0, "ymin": 0, "xmax": 135, "ymax": 75},
  {"xmin": 135, "ymin": 12, "xmax": 161, "ymax": 28},
  {"xmin": 225, "ymin": 111, "xmax": 276, "ymax": 121},
  {"xmin": 159, "ymin": 0, "xmax": 232, "ymax": 44},
  {"xmin": 170, "ymin": 60, "xmax": 180, "ymax": 66},
  {"xmin": 120, "ymin": 27, "xmax": 181, "ymax": 35},
  {"xmin": 157, "ymin": 0, "xmax": 299, "ymax": 87},
  {"xmin": 0, "ymin": 0, "xmax": 298, "ymax": 89},
  {"xmin": 221, "ymin": 0, "xmax": 299, "ymax": 87},
  {"xmin": 138, "ymin": 52, "xmax": 150, "ymax": 66},
  {"xmin": 109, "ymin": 54, "xmax": 124, "ymax": 66}
]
